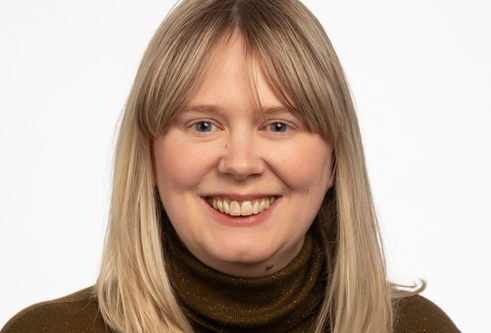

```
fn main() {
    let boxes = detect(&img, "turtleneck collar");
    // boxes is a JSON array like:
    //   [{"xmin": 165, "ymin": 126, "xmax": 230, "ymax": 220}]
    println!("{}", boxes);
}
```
[{"xmin": 166, "ymin": 233, "xmax": 326, "ymax": 332}]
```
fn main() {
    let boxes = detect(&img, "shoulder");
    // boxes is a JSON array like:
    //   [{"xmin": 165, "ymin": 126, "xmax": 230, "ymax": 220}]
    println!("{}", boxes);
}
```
[
  {"xmin": 393, "ymin": 294, "xmax": 460, "ymax": 333},
  {"xmin": 1, "ymin": 287, "xmax": 112, "ymax": 333}
]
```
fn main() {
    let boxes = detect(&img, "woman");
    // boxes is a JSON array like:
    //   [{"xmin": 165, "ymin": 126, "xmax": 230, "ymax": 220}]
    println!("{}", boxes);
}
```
[{"xmin": 1, "ymin": 0, "xmax": 460, "ymax": 332}]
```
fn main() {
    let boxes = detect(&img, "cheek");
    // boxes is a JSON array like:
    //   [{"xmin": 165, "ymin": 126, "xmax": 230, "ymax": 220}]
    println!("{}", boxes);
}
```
[
  {"xmin": 153, "ymin": 137, "xmax": 214, "ymax": 190},
  {"xmin": 270, "ymin": 138, "xmax": 333, "ymax": 191}
]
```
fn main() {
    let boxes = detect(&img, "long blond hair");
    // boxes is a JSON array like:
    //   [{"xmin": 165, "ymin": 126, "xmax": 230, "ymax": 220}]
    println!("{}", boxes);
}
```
[{"xmin": 96, "ymin": 0, "xmax": 398, "ymax": 332}]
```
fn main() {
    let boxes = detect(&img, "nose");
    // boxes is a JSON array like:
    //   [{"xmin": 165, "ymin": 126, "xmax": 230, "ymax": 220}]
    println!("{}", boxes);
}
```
[{"xmin": 218, "ymin": 132, "xmax": 265, "ymax": 180}]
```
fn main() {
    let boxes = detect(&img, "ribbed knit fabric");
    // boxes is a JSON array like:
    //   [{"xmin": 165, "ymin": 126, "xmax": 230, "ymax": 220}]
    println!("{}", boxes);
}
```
[{"xmin": 166, "ymin": 233, "xmax": 326, "ymax": 333}]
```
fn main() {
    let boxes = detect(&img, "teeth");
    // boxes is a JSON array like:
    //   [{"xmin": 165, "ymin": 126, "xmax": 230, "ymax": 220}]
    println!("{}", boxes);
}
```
[
  {"xmin": 252, "ymin": 201, "xmax": 260, "ymax": 214},
  {"xmin": 241, "ymin": 201, "xmax": 253, "ymax": 216},
  {"xmin": 229, "ymin": 201, "xmax": 241, "ymax": 216},
  {"xmin": 209, "ymin": 197, "xmax": 275, "ymax": 216},
  {"xmin": 259, "ymin": 199, "xmax": 265, "ymax": 211}
]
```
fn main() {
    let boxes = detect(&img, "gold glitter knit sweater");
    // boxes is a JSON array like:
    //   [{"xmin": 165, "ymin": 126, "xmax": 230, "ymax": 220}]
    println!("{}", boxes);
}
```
[
  {"xmin": 165, "ymin": 233, "xmax": 325, "ymax": 332},
  {"xmin": 1, "ymin": 234, "xmax": 460, "ymax": 333}
]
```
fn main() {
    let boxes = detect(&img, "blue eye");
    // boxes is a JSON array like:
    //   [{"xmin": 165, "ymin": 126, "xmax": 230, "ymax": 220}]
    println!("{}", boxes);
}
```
[
  {"xmin": 269, "ymin": 122, "xmax": 288, "ymax": 132},
  {"xmin": 193, "ymin": 121, "xmax": 213, "ymax": 132}
]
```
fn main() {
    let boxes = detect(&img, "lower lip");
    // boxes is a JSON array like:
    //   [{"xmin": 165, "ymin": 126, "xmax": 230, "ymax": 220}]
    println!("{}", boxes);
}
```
[{"xmin": 202, "ymin": 198, "xmax": 279, "ymax": 227}]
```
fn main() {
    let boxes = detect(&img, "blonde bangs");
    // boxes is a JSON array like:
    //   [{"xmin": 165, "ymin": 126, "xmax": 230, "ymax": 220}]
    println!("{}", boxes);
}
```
[{"xmin": 131, "ymin": 0, "xmax": 350, "ymax": 142}]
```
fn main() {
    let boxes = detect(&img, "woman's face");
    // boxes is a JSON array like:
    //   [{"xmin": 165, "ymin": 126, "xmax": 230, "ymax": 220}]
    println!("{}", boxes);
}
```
[{"xmin": 153, "ymin": 34, "xmax": 334, "ymax": 277}]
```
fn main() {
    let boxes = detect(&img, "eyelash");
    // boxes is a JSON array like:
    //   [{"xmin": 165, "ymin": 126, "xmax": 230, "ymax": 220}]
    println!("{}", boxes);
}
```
[{"xmin": 188, "ymin": 120, "xmax": 294, "ymax": 134}]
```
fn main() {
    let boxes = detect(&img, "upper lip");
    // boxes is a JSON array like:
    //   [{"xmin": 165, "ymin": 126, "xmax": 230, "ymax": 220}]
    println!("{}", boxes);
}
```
[{"xmin": 202, "ymin": 193, "xmax": 280, "ymax": 201}]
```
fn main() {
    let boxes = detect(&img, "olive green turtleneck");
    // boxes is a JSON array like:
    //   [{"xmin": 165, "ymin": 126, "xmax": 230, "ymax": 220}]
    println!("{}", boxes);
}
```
[
  {"xmin": 162, "ymin": 229, "xmax": 461, "ymax": 333},
  {"xmin": 166, "ymin": 233, "xmax": 326, "ymax": 332}
]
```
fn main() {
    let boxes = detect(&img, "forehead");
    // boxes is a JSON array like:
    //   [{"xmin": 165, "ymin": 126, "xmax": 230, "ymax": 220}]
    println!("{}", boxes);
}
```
[{"xmin": 187, "ymin": 33, "xmax": 290, "ymax": 113}]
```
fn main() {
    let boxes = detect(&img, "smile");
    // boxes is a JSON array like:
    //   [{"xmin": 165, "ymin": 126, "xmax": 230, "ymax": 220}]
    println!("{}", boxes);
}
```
[{"xmin": 207, "ymin": 197, "xmax": 276, "ymax": 216}]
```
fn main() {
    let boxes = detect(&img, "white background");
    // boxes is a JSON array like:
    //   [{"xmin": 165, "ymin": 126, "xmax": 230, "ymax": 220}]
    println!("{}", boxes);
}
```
[{"xmin": 0, "ymin": 0, "xmax": 489, "ymax": 331}]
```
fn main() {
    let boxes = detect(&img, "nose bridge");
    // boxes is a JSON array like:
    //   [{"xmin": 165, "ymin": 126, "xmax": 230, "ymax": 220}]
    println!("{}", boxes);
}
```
[{"xmin": 219, "ymin": 127, "xmax": 264, "ymax": 179}]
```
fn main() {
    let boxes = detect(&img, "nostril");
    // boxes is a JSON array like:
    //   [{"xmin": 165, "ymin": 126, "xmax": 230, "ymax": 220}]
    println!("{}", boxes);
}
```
[{"xmin": 218, "ymin": 151, "xmax": 265, "ymax": 180}]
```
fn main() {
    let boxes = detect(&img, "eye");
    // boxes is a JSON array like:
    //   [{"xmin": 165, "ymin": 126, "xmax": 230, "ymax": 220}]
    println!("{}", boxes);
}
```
[
  {"xmin": 193, "ymin": 121, "xmax": 214, "ymax": 132},
  {"xmin": 268, "ymin": 122, "xmax": 288, "ymax": 133}
]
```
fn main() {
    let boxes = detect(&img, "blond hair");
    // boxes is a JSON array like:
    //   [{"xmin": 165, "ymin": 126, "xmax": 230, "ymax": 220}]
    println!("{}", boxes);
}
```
[{"xmin": 96, "ymin": 0, "xmax": 405, "ymax": 332}]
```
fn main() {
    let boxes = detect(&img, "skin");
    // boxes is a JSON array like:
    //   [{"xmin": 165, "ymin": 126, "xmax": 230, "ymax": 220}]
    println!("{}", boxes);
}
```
[{"xmin": 153, "ymin": 33, "xmax": 334, "ymax": 277}]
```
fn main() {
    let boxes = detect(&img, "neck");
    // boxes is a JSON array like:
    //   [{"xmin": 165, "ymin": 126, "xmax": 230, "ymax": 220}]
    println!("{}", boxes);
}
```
[{"xmin": 166, "ymin": 232, "xmax": 327, "ymax": 332}]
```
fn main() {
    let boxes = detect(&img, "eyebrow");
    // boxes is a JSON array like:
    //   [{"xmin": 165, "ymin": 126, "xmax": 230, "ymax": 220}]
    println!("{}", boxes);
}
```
[
  {"xmin": 182, "ymin": 104, "xmax": 291, "ymax": 114},
  {"xmin": 262, "ymin": 106, "xmax": 291, "ymax": 114},
  {"xmin": 182, "ymin": 104, "xmax": 223, "ymax": 114}
]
